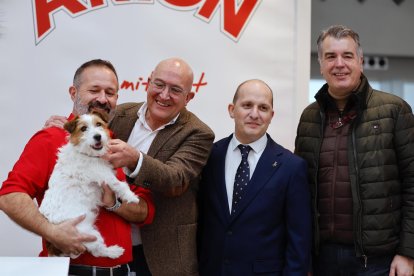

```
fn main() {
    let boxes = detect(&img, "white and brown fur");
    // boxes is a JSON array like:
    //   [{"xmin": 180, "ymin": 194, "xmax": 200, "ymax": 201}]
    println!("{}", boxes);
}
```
[{"xmin": 39, "ymin": 110, "xmax": 139, "ymax": 259}]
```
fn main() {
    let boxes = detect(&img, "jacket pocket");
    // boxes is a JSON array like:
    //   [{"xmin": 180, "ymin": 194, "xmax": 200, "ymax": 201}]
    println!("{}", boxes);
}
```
[{"xmin": 177, "ymin": 223, "xmax": 198, "ymax": 274}]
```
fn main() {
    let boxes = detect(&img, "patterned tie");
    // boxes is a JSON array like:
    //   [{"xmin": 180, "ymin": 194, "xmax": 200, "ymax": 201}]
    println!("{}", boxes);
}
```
[{"xmin": 232, "ymin": 144, "xmax": 252, "ymax": 214}]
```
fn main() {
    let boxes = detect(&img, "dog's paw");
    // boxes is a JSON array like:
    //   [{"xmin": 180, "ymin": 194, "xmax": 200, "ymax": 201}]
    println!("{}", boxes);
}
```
[
  {"xmin": 120, "ymin": 193, "xmax": 139, "ymax": 204},
  {"xmin": 104, "ymin": 245, "xmax": 125, "ymax": 259},
  {"xmin": 126, "ymin": 195, "xmax": 139, "ymax": 203}
]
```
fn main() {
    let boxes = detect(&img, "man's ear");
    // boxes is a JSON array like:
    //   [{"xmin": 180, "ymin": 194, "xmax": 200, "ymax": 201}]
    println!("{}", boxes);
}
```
[
  {"xmin": 69, "ymin": 86, "xmax": 77, "ymax": 101},
  {"xmin": 147, "ymin": 72, "xmax": 154, "ymax": 87},
  {"xmin": 228, "ymin": 103, "xmax": 235, "ymax": 119},
  {"xmin": 185, "ymin": 92, "xmax": 195, "ymax": 105}
]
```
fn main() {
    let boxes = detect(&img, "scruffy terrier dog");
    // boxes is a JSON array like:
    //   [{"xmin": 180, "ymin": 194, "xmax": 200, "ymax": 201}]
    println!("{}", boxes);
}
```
[{"xmin": 39, "ymin": 110, "xmax": 139, "ymax": 259}]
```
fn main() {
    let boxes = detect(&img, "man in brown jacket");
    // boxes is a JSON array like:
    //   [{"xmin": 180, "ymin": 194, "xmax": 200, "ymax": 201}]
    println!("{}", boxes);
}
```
[{"xmin": 106, "ymin": 58, "xmax": 214, "ymax": 276}]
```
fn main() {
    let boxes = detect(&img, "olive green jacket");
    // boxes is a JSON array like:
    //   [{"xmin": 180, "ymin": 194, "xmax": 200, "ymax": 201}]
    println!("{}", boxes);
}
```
[{"xmin": 295, "ymin": 75, "xmax": 414, "ymax": 260}]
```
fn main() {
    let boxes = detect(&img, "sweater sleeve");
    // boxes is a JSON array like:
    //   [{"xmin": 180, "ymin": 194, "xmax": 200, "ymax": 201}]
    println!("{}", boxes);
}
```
[
  {"xmin": 0, "ymin": 127, "xmax": 68, "ymax": 202},
  {"xmin": 394, "ymin": 101, "xmax": 414, "ymax": 258}
]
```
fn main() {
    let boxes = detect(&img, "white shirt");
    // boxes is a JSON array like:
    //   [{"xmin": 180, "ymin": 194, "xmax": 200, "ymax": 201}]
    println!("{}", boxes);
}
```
[
  {"xmin": 125, "ymin": 102, "xmax": 179, "ymax": 245},
  {"xmin": 224, "ymin": 134, "xmax": 267, "ymax": 212}
]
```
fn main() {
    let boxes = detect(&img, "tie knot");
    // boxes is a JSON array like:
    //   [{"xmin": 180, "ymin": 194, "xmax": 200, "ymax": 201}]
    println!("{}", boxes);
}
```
[{"xmin": 238, "ymin": 144, "xmax": 251, "ymax": 159}]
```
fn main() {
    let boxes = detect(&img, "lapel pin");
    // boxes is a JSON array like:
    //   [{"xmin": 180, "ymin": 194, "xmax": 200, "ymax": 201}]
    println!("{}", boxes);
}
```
[{"xmin": 272, "ymin": 161, "xmax": 278, "ymax": 167}]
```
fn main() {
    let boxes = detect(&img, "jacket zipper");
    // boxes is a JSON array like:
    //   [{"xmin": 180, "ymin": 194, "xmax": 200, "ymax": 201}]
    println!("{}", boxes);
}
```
[
  {"xmin": 315, "ymin": 110, "xmax": 325, "ymax": 254},
  {"xmin": 351, "ymin": 123, "xmax": 367, "ymax": 267}
]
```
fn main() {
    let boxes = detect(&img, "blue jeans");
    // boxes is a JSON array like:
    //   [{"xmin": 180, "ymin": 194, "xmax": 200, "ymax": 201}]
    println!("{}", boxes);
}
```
[{"xmin": 314, "ymin": 243, "xmax": 393, "ymax": 276}]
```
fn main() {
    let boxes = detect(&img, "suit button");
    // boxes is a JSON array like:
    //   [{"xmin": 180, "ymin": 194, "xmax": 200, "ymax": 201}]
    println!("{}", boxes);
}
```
[{"xmin": 227, "ymin": 230, "xmax": 233, "ymax": 235}]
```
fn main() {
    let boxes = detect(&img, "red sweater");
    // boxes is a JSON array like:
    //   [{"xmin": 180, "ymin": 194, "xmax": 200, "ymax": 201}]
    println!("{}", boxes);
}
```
[{"xmin": 1, "ymin": 122, "xmax": 155, "ymax": 267}]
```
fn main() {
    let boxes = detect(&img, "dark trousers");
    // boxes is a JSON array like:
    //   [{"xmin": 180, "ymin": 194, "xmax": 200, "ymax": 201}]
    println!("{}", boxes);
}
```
[
  {"xmin": 128, "ymin": 245, "xmax": 152, "ymax": 276},
  {"xmin": 314, "ymin": 243, "xmax": 393, "ymax": 276}
]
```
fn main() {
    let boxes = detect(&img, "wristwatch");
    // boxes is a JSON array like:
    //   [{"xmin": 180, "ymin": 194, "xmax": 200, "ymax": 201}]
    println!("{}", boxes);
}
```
[{"xmin": 105, "ymin": 198, "xmax": 121, "ymax": 212}]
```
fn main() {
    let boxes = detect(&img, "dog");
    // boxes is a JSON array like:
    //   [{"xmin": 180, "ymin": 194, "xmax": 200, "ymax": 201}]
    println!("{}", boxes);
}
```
[{"xmin": 39, "ymin": 110, "xmax": 139, "ymax": 259}]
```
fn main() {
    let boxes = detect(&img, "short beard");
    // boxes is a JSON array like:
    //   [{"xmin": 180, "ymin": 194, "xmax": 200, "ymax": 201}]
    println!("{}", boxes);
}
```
[{"xmin": 73, "ymin": 94, "xmax": 115, "ymax": 121}]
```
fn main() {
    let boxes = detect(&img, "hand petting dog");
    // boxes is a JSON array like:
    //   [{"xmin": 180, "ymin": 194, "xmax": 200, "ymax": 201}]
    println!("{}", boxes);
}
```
[{"xmin": 104, "ymin": 139, "xmax": 140, "ymax": 171}]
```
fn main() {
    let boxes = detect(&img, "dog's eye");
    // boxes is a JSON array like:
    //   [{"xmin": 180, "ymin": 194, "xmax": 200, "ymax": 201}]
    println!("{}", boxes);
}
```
[
  {"xmin": 81, "ymin": 126, "xmax": 87, "ymax": 132},
  {"xmin": 96, "ymin": 122, "xmax": 102, "ymax": 127}
]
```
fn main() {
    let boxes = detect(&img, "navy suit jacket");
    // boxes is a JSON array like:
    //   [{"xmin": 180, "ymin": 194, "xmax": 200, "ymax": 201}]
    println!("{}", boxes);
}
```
[{"xmin": 198, "ymin": 134, "xmax": 311, "ymax": 276}]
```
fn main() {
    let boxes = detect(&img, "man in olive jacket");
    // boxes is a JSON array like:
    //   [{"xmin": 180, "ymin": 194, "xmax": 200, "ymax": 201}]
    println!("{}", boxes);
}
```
[{"xmin": 295, "ymin": 25, "xmax": 414, "ymax": 276}]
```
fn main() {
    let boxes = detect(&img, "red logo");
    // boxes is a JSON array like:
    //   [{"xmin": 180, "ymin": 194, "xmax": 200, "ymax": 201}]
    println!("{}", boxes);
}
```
[
  {"xmin": 32, "ymin": 0, "xmax": 261, "ymax": 44},
  {"xmin": 121, "ymin": 72, "xmax": 207, "ymax": 94}
]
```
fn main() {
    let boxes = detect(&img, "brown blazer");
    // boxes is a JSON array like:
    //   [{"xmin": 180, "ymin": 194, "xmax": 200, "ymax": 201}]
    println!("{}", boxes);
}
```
[{"xmin": 110, "ymin": 102, "xmax": 214, "ymax": 276}]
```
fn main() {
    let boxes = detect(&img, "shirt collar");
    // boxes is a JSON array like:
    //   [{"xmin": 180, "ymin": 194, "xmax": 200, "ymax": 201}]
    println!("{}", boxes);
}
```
[
  {"xmin": 137, "ymin": 102, "xmax": 179, "ymax": 131},
  {"xmin": 230, "ymin": 133, "xmax": 268, "ymax": 154}
]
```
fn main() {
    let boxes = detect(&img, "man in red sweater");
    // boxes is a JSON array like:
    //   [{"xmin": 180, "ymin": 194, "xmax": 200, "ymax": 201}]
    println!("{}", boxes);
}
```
[{"xmin": 0, "ymin": 59, "xmax": 154, "ymax": 275}]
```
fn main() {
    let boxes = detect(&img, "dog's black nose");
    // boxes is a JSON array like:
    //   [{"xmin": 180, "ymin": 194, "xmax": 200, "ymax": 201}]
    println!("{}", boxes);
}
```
[{"xmin": 93, "ymin": 134, "xmax": 101, "ymax": 142}]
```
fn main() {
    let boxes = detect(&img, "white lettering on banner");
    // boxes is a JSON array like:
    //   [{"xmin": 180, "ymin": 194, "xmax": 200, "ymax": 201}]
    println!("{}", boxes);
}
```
[
  {"xmin": 32, "ymin": 0, "xmax": 261, "ymax": 44},
  {"xmin": 120, "ymin": 72, "xmax": 207, "ymax": 93}
]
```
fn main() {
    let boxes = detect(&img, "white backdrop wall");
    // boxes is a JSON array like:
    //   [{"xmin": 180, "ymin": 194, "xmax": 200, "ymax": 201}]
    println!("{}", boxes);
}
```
[{"xmin": 0, "ymin": 0, "xmax": 310, "ymax": 256}]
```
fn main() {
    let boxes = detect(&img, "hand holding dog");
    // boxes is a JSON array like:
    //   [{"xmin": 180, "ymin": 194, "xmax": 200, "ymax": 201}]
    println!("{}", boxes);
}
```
[
  {"xmin": 105, "ymin": 139, "xmax": 140, "ymax": 171},
  {"xmin": 48, "ymin": 214, "xmax": 97, "ymax": 256},
  {"xmin": 101, "ymin": 183, "xmax": 117, "ymax": 208}
]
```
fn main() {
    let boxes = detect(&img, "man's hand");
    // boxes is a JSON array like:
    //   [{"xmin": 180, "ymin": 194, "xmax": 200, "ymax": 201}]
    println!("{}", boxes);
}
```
[
  {"xmin": 104, "ymin": 139, "xmax": 140, "ymax": 171},
  {"xmin": 101, "ymin": 183, "xmax": 116, "ymax": 208},
  {"xmin": 43, "ymin": 115, "xmax": 67, "ymax": 129},
  {"xmin": 389, "ymin": 254, "xmax": 414, "ymax": 276},
  {"xmin": 47, "ymin": 215, "xmax": 97, "ymax": 256}
]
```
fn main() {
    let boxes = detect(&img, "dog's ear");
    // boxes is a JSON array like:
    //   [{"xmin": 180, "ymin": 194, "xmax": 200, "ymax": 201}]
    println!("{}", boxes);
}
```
[
  {"xmin": 90, "ymin": 108, "xmax": 109, "ymax": 123},
  {"xmin": 64, "ymin": 117, "xmax": 79, "ymax": 134}
]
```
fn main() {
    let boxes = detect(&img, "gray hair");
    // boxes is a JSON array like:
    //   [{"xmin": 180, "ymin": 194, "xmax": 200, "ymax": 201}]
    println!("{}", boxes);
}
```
[{"xmin": 317, "ymin": 25, "xmax": 363, "ymax": 63}]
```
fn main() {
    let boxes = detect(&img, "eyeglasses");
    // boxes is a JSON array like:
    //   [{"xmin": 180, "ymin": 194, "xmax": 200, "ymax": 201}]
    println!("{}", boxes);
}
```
[{"xmin": 150, "ymin": 80, "xmax": 185, "ymax": 97}]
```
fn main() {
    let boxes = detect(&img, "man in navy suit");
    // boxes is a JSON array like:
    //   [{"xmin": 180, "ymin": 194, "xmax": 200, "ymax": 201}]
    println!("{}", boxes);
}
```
[{"xmin": 198, "ymin": 79, "xmax": 311, "ymax": 275}]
